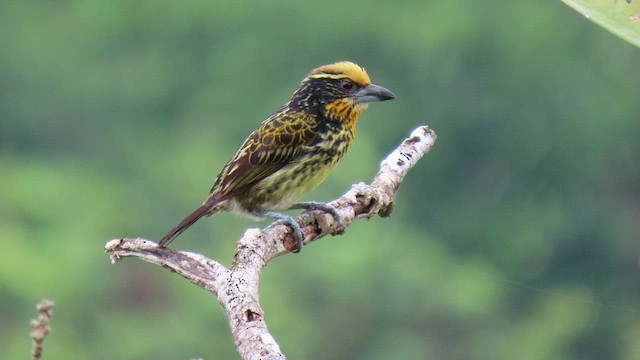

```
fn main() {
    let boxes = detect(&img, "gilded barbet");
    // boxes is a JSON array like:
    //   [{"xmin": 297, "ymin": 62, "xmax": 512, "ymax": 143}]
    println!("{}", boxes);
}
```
[{"xmin": 159, "ymin": 61, "xmax": 395, "ymax": 252}]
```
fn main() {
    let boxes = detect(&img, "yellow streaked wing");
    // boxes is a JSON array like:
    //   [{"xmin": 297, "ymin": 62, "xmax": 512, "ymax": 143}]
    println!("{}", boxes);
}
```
[{"xmin": 211, "ymin": 108, "xmax": 319, "ymax": 199}]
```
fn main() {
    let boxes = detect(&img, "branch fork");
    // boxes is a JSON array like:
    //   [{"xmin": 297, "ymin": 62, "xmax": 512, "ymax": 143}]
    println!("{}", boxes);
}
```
[{"xmin": 106, "ymin": 125, "xmax": 436, "ymax": 360}]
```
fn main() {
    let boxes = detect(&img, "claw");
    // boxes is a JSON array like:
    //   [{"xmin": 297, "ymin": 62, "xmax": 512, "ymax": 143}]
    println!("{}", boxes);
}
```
[
  {"xmin": 254, "ymin": 211, "xmax": 305, "ymax": 253},
  {"xmin": 252, "ymin": 202, "xmax": 344, "ymax": 253},
  {"xmin": 291, "ymin": 224, "xmax": 304, "ymax": 253},
  {"xmin": 289, "ymin": 201, "xmax": 344, "ymax": 232}
]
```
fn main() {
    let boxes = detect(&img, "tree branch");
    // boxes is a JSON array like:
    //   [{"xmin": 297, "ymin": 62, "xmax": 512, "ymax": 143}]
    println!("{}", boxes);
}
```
[{"xmin": 105, "ymin": 125, "xmax": 436, "ymax": 359}]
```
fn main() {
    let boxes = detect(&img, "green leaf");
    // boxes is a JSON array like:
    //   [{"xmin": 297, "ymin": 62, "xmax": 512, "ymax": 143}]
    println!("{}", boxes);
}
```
[{"xmin": 562, "ymin": 0, "xmax": 640, "ymax": 48}]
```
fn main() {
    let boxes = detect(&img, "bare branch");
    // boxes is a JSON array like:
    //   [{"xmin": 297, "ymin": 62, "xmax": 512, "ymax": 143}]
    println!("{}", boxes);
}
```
[
  {"xmin": 106, "ymin": 125, "xmax": 436, "ymax": 360},
  {"xmin": 30, "ymin": 299, "xmax": 54, "ymax": 360}
]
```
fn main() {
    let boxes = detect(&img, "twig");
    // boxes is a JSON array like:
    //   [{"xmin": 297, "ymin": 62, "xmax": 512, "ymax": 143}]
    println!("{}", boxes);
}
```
[
  {"xmin": 30, "ymin": 299, "xmax": 54, "ymax": 360},
  {"xmin": 105, "ymin": 125, "xmax": 436, "ymax": 359}
]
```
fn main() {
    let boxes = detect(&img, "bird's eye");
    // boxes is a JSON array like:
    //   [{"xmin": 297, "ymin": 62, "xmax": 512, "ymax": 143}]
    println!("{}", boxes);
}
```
[{"xmin": 340, "ymin": 79, "xmax": 354, "ymax": 92}]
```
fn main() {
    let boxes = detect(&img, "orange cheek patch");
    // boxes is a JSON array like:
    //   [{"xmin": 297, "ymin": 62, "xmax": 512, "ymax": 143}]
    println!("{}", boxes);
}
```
[{"xmin": 324, "ymin": 99, "xmax": 367, "ymax": 138}]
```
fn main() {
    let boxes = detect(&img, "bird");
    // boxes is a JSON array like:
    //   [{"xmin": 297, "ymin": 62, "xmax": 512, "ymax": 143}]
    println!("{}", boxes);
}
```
[{"xmin": 159, "ymin": 61, "xmax": 395, "ymax": 252}]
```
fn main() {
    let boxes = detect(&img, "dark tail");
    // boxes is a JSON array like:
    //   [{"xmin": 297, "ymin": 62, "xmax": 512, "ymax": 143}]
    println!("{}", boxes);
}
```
[{"xmin": 158, "ymin": 204, "xmax": 211, "ymax": 248}]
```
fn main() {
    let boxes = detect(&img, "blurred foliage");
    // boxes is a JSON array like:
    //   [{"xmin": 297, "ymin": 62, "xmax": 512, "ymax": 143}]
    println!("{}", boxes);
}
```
[{"xmin": 1, "ymin": 0, "xmax": 640, "ymax": 359}]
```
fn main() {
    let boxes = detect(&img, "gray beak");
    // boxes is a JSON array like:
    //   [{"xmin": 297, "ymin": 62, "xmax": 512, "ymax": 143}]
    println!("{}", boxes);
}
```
[{"xmin": 354, "ymin": 83, "xmax": 396, "ymax": 103}]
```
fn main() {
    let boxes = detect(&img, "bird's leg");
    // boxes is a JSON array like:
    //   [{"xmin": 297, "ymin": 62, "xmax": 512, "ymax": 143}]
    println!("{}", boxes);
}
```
[
  {"xmin": 289, "ymin": 201, "xmax": 344, "ymax": 226},
  {"xmin": 253, "ymin": 211, "xmax": 305, "ymax": 253}
]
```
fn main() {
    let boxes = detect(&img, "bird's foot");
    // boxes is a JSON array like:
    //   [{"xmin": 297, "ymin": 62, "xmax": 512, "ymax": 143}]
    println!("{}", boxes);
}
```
[
  {"xmin": 289, "ymin": 201, "xmax": 345, "ymax": 234},
  {"xmin": 255, "ymin": 211, "xmax": 305, "ymax": 253}
]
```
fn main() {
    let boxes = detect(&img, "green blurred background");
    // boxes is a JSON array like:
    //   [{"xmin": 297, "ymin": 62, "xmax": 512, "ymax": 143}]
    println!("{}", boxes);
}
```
[{"xmin": 2, "ymin": 0, "xmax": 640, "ymax": 359}]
